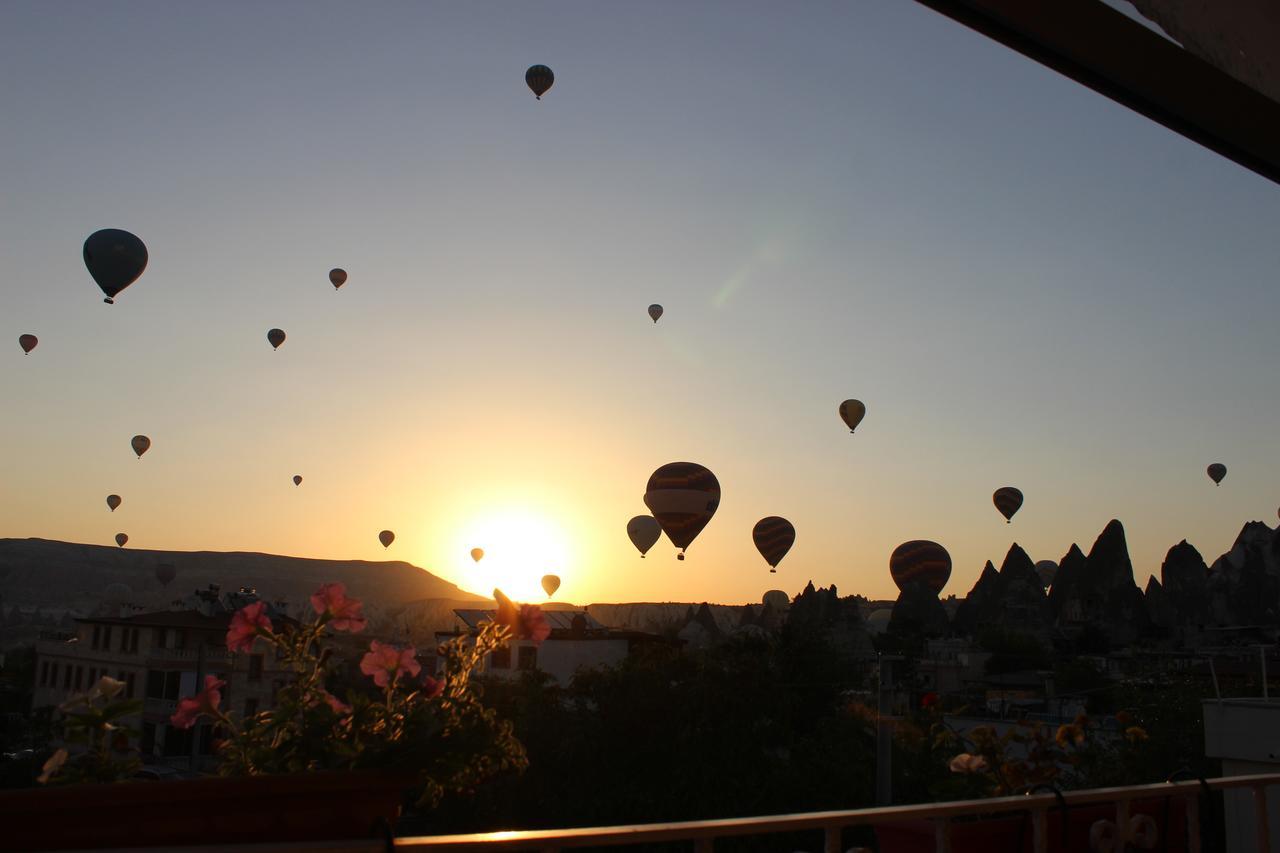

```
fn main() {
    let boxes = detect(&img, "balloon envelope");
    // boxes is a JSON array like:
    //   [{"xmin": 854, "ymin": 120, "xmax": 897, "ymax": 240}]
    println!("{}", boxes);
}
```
[
  {"xmin": 993, "ymin": 487, "xmax": 1024, "ymax": 523},
  {"xmin": 114, "ymin": 533, "xmax": 129, "ymax": 548},
  {"xmin": 131, "ymin": 435, "xmax": 151, "ymax": 458},
  {"xmin": 379, "ymin": 530, "xmax": 395, "ymax": 548},
  {"xmin": 293, "ymin": 475, "xmax": 302, "ymax": 486},
  {"xmin": 762, "ymin": 589, "xmax": 790, "ymax": 611},
  {"xmin": 18, "ymin": 334, "xmax": 37, "ymax": 354},
  {"xmin": 839, "ymin": 399, "xmax": 866, "ymax": 432},
  {"xmin": 267, "ymin": 328, "xmax": 286, "ymax": 350},
  {"xmin": 329, "ymin": 268, "xmax": 347, "ymax": 289},
  {"xmin": 752, "ymin": 517, "xmax": 795, "ymax": 569},
  {"xmin": 470, "ymin": 548, "xmax": 484, "ymax": 563},
  {"xmin": 84, "ymin": 229, "xmax": 148, "ymax": 304},
  {"xmin": 626, "ymin": 515, "xmax": 662, "ymax": 557},
  {"xmin": 541, "ymin": 574, "xmax": 561, "ymax": 597},
  {"xmin": 155, "ymin": 563, "xmax": 176, "ymax": 586},
  {"xmin": 643, "ymin": 462, "xmax": 720, "ymax": 557},
  {"xmin": 1207, "ymin": 463, "xmax": 1227, "ymax": 485},
  {"xmin": 889, "ymin": 540, "xmax": 951, "ymax": 594},
  {"xmin": 648, "ymin": 304, "xmax": 663, "ymax": 323},
  {"xmin": 1034, "ymin": 560, "xmax": 1057, "ymax": 589},
  {"xmin": 525, "ymin": 64, "xmax": 554, "ymax": 99},
  {"xmin": 106, "ymin": 494, "xmax": 122, "ymax": 512}
]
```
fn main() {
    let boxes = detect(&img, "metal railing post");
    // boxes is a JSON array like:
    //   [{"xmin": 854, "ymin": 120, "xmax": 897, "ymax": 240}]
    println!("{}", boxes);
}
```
[
  {"xmin": 823, "ymin": 824, "xmax": 842, "ymax": 853},
  {"xmin": 1254, "ymin": 786, "xmax": 1271, "ymax": 853},
  {"xmin": 1031, "ymin": 806, "xmax": 1048, "ymax": 853},
  {"xmin": 933, "ymin": 817, "xmax": 952, "ymax": 853}
]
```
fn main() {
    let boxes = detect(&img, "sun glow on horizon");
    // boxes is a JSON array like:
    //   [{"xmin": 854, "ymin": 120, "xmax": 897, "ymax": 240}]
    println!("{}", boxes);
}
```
[{"xmin": 452, "ymin": 508, "xmax": 575, "ymax": 603}]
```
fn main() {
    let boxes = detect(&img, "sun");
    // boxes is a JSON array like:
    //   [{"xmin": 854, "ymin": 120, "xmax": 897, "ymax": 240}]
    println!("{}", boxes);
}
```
[{"xmin": 454, "ymin": 508, "xmax": 573, "ymax": 602}]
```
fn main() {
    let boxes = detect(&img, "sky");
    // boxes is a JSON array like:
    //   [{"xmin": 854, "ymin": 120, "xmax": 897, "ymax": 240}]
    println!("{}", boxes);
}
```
[{"xmin": 1, "ymin": 1, "xmax": 1277, "ymax": 606}]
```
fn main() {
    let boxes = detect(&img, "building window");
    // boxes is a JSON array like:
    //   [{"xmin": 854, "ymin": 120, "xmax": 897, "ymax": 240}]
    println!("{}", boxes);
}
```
[
  {"xmin": 91, "ymin": 625, "xmax": 100, "ymax": 650},
  {"xmin": 141, "ymin": 723, "xmax": 156, "ymax": 755},
  {"xmin": 164, "ymin": 671, "xmax": 181, "ymax": 701},
  {"xmin": 102, "ymin": 626, "xmax": 112, "ymax": 650},
  {"xmin": 39, "ymin": 662, "xmax": 48, "ymax": 686},
  {"xmin": 74, "ymin": 666, "xmax": 83, "ymax": 690},
  {"xmin": 63, "ymin": 665, "xmax": 72, "ymax": 690},
  {"xmin": 248, "ymin": 654, "xmax": 263, "ymax": 681},
  {"xmin": 517, "ymin": 646, "xmax": 537, "ymax": 671},
  {"xmin": 126, "ymin": 672, "xmax": 136, "ymax": 698},
  {"xmin": 87, "ymin": 667, "xmax": 96, "ymax": 685},
  {"xmin": 491, "ymin": 645, "xmax": 511, "ymax": 669},
  {"xmin": 156, "ymin": 629, "xmax": 168, "ymax": 649},
  {"xmin": 146, "ymin": 670, "xmax": 164, "ymax": 699},
  {"xmin": 244, "ymin": 698, "xmax": 258, "ymax": 718},
  {"xmin": 131, "ymin": 628, "xmax": 140, "ymax": 653},
  {"xmin": 162, "ymin": 725, "xmax": 192, "ymax": 757}
]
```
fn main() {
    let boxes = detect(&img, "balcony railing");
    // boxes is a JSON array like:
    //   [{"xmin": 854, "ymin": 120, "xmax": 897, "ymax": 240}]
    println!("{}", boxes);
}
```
[
  {"xmin": 146, "ymin": 646, "xmax": 232, "ymax": 663},
  {"xmin": 76, "ymin": 772, "xmax": 1280, "ymax": 853}
]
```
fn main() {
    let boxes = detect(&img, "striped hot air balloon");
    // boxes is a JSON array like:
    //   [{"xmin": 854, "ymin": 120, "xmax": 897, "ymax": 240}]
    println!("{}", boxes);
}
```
[
  {"xmin": 643, "ymin": 462, "xmax": 720, "ymax": 560},
  {"xmin": 752, "ymin": 516, "xmax": 795, "ymax": 573},
  {"xmin": 993, "ymin": 486, "xmax": 1024, "ymax": 523},
  {"xmin": 889, "ymin": 540, "xmax": 951, "ymax": 594}
]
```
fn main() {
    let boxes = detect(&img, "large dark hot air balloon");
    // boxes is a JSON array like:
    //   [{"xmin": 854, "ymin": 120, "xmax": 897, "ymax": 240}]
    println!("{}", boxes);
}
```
[
  {"xmin": 626, "ymin": 515, "xmax": 662, "ymax": 558},
  {"xmin": 542, "ymin": 574, "xmax": 561, "ymax": 597},
  {"xmin": 106, "ymin": 494, "xmax": 122, "ymax": 512},
  {"xmin": 1034, "ymin": 560, "xmax": 1057, "ymax": 590},
  {"xmin": 131, "ymin": 435, "xmax": 151, "ymax": 459},
  {"xmin": 993, "ymin": 487, "xmax": 1024, "ymax": 523},
  {"xmin": 18, "ymin": 334, "xmax": 37, "ymax": 354},
  {"xmin": 379, "ymin": 530, "xmax": 395, "ymax": 548},
  {"xmin": 752, "ymin": 517, "xmax": 795, "ymax": 573},
  {"xmin": 267, "ymin": 328, "xmax": 286, "ymax": 350},
  {"xmin": 643, "ymin": 462, "xmax": 720, "ymax": 560},
  {"xmin": 889, "ymin": 540, "xmax": 951, "ymax": 594},
  {"xmin": 1207, "ymin": 463, "xmax": 1226, "ymax": 486},
  {"xmin": 156, "ymin": 563, "xmax": 176, "ymax": 586},
  {"xmin": 329, "ymin": 268, "xmax": 347, "ymax": 290},
  {"xmin": 525, "ymin": 65, "xmax": 554, "ymax": 99},
  {"xmin": 292, "ymin": 475, "xmax": 302, "ymax": 486},
  {"xmin": 648, "ymin": 304, "xmax": 663, "ymax": 323},
  {"xmin": 762, "ymin": 590, "xmax": 790, "ymax": 611},
  {"xmin": 839, "ymin": 399, "xmax": 866, "ymax": 433},
  {"xmin": 84, "ymin": 229, "xmax": 148, "ymax": 304},
  {"xmin": 114, "ymin": 533, "xmax": 129, "ymax": 548}
]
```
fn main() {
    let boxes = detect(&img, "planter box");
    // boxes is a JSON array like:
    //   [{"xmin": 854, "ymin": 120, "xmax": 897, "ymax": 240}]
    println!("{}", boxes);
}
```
[{"xmin": 0, "ymin": 769, "xmax": 412, "ymax": 850}]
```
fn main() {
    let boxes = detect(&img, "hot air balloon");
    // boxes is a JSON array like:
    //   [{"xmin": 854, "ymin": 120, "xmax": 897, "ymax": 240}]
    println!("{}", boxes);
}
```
[
  {"xmin": 106, "ymin": 494, "xmax": 122, "ymax": 512},
  {"xmin": 762, "ymin": 589, "xmax": 790, "ymax": 611},
  {"xmin": 627, "ymin": 515, "xmax": 662, "ymax": 558},
  {"xmin": 84, "ymin": 229, "xmax": 148, "ymax": 304},
  {"xmin": 1207, "ymin": 463, "xmax": 1226, "ymax": 486},
  {"xmin": 471, "ymin": 548, "xmax": 484, "ymax": 563},
  {"xmin": 542, "ymin": 574, "xmax": 561, "ymax": 597},
  {"xmin": 18, "ymin": 334, "xmax": 37, "ymax": 354},
  {"xmin": 114, "ymin": 533, "xmax": 129, "ymax": 548},
  {"xmin": 993, "ymin": 487, "xmax": 1024, "ymax": 523},
  {"xmin": 155, "ymin": 563, "xmax": 176, "ymax": 586},
  {"xmin": 329, "ymin": 268, "xmax": 347, "ymax": 290},
  {"xmin": 1034, "ymin": 560, "xmax": 1057, "ymax": 590},
  {"xmin": 643, "ymin": 462, "xmax": 720, "ymax": 560},
  {"xmin": 889, "ymin": 540, "xmax": 951, "ymax": 594},
  {"xmin": 525, "ymin": 64, "xmax": 554, "ymax": 99},
  {"xmin": 131, "ymin": 435, "xmax": 151, "ymax": 459},
  {"xmin": 648, "ymin": 304, "xmax": 663, "ymax": 323},
  {"xmin": 379, "ymin": 530, "xmax": 395, "ymax": 548},
  {"xmin": 752, "ymin": 517, "xmax": 795, "ymax": 573},
  {"xmin": 292, "ymin": 475, "xmax": 302, "ymax": 486},
  {"xmin": 267, "ymin": 328, "xmax": 286, "ymax": 350},
  {"xmin": 839, "ymin": 399, "xmax": 866, "ymax": 433}
]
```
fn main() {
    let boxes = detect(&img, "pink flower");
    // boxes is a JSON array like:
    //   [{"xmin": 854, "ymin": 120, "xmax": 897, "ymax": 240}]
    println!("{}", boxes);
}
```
[
  {"xmin": 321, "ymin": 690, "xmax": 352, "ymax": 715},
  {"xmin": 226, "ymin": 601, "xmax": 272, "ymax": 653},
  {"xmin": 170, "ymin": 676, "xmax": 226, "ymax": 730},
  {"xmin": 949, "ymin": 753, "xmax": 989, "ymax": 775},
  {"xmin": 421, "ymin": 673, "xmax": 444, "ymax": 699},
  {"xmin": 359, "ymin": 640, "xmax": 421, "ymax": 688},
  {"xmin": 310, "ymin": 582, "xmax": 367, "ymax": 633},
  {"xmin": 494, "ymin": 589, "xmax": 551, "ymax": 646}
]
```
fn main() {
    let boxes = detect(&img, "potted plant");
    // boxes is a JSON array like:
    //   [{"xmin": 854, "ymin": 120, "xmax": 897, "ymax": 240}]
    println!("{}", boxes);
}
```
[{"xmin": 2, "ymin": 584, "xmax": 541, "ymax": 850}]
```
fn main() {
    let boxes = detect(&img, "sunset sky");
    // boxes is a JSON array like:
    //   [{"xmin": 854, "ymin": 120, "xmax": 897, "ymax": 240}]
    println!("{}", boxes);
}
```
[{"xmin": 2, "ymin": 1, "xmax": 1277, "ymax": 605}]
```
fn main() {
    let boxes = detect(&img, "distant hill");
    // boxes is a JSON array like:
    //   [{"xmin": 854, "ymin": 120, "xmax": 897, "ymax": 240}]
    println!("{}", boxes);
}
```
[{"xmin": 0, "ymin": 538, "xmax": 487, "ymax": 621}]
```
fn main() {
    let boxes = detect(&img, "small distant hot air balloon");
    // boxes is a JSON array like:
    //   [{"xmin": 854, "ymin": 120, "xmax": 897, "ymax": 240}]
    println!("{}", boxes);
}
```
[
  {"xmin": 379, "ymin": 530, "xmax": 395, "ymax": 548},
  {"xmin": 155, "ymin": 563, "xmax": 176, "ymax": 586},
  {"xmin": 648, "ymin": 304, "xmax": 663, "ymax": 324},
  {"xmin": 329, "ymin": 268, "xmax": 347, "ymax": 290},
  {"xmin": 889, "ymin": 540, "xmax": 951, "ymax": 594},
  {"xmin": 542, "ymin": 574, "xmax": 561, "ymax": 597},
  {"xmin": 1035, "ymin": 560, "xmax": 1057, "ymax": 590},
  {"xmin": 84, "ymin": 229, "xmax": 148, "ymax": 304},
  {"xmin": 267, "ymin": 328, "xmax": 286, "ymax": 350},
  {"xmin": 526, "ymin": 64, "xmax": 554, "ymax": 99},
  {"xmin": 114, "ymin": 533, "xmax": 129, "ymax": 548},
  {"xmin": 131, "ymin": 435, "xmax": 151, "ymax": 459},
  {"xmin": 643, "ymin": 462, "xmax": 720, "ymax": 561},
  {"xmin": 292, "ymin": 475, "xmax": 302, "ymax": 486},
  {"xmin": 752, "ymin": 517, "xmax": 795, "ymax": 573},
  {"xmin": 839, "ymin": 399, "xmax": 866, "ymax": 433},
  {"xmin": 762, "ymin": 589, "xmax": 790, "ymax": 611},
  {"xmin": 1207, "ymin": 463, "xmax": 1226, "ymax": 486},
  {"xmin": 627, "ymin": 515, "xmax": 662, "ymax": 558},
  {"xmin": 18, "ymin": 334, "xmax": 37, "ymax": 354},
  {"xmin": 470, "ymin": 548, "xmax": 484, "ymax": 563},
  {"xmin": 106, "ymin": 494, "xmax": 122, "ymax": 512},
  {"xmin": 993, "ymin": 487, "xmax": 1024, "ymax": 523}
]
